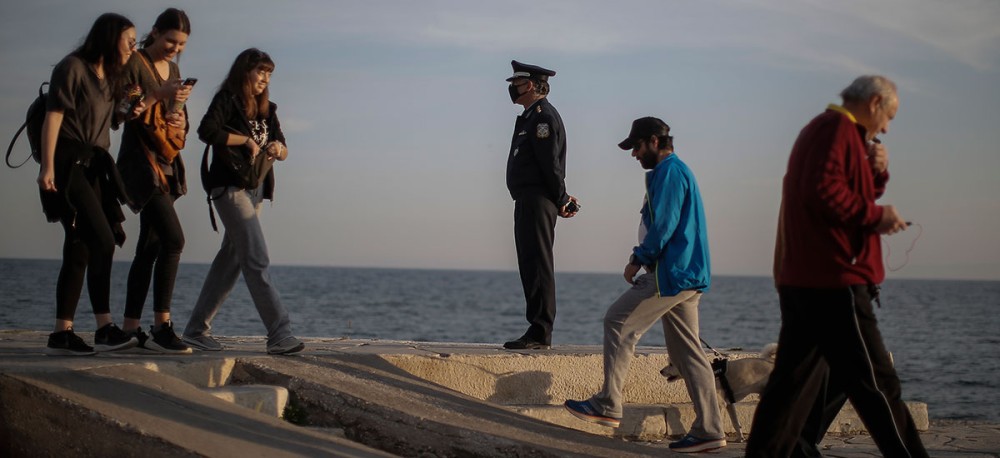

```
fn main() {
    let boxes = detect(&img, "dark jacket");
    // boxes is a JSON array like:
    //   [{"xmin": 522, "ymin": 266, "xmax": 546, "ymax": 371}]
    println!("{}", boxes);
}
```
[
  {"xmin": 40, "ymin": 138, "xmax": 130, "ymax": 246},
  {"xmin": 506, "ymin": 98, "xmax": 569, "ymax": 206},
  {"xmin": 198, "ymin": 90, "xmax": 284, "ymax": 200}
]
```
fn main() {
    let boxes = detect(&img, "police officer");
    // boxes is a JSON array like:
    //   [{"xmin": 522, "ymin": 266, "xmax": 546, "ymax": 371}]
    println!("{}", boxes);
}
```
[{"xmin": 503, "ymin": 60, "xmax": 578, "ymax": 350}]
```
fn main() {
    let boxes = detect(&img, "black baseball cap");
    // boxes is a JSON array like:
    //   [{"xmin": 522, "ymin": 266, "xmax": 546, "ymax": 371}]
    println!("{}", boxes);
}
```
[
  {"xmin": 618, "ymin": 117, "xmax": 671, "ymax": 150},
  {"xmin": 506, "ymin": 60, "xmax": 556, "ymax": 82}
]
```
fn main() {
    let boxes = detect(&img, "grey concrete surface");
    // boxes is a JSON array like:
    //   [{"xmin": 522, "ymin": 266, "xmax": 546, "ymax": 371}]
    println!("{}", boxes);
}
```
[{"xmin": 1, "ymin": 330, "xmax": 997, "ymax": 457}]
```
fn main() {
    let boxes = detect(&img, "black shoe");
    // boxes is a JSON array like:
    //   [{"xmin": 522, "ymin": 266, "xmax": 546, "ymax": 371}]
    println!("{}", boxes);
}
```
[
  {"xmin": 94, "ymin": 323, "xmax": 139, "ymax": 352},
  {"xmin": 146, "ymin": 321, "xmax": 192, "ymax": 355},
  {"xmin": 45, "ymin": 329, "xmax": 96, "ymax": 356},
  {"xmin": 127, "ymin": 327, "xmax": 150, "ymax": 348},
  {"xmin": 503, "ymin": 337, "xmax": 550, "ymax": 350}
]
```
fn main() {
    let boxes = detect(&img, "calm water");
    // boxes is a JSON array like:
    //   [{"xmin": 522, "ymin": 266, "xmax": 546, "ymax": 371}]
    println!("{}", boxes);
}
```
[{"xmin": 1, "ymin": 258, "xmax": 997, "ymax": 422}]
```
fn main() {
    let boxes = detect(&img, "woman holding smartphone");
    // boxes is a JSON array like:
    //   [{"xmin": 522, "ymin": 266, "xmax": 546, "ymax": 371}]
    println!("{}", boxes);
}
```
[
  {"xmin": 38, "ymin": 13, "xmax": 140, "ymax": 355},
  {"xmin": 182, "ymin": 48, "xmax": 303, "ymax": 355},
  {"xmin": 116, "ymin": 8, "xmax": 193, "ymax": 354}
]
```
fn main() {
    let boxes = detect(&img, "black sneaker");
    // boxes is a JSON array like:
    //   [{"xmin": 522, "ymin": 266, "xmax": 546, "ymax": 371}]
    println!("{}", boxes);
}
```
[
  {"xmin": 146, "ymin": 321, "xmax": 192, "ymax": 355},
  {"xmin": 127, "ymin": 327, "xmax": 150, "ymax": 349},
  {"xmin": 45, "ymin": 329, "xmax": 96, "ymax": 356},
  {"xmin": 94, "ymin": 323, "xmax": 139, "ymax": 352}
]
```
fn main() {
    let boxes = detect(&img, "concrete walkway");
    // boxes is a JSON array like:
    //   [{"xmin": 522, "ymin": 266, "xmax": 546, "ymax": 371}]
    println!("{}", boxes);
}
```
[{"xmin": 1, "ymin": 330, "xmax": 997, "ymax": 457}]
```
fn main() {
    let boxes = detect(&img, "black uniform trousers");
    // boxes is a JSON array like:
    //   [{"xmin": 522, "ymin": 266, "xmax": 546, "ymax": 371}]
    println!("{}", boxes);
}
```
[
  {"xmin": 746, "ymin": 285, "xmax": 928, "ymax": 458},
  {"xmin": 513, "ymin": 192, "xmax": 557, "ymax": 344}
]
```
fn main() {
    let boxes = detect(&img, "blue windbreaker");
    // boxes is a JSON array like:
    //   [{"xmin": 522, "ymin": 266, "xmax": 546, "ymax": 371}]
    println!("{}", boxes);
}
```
[{"xmin": 631, "ymin": 154, "xmax": 711, "ymax": 297}]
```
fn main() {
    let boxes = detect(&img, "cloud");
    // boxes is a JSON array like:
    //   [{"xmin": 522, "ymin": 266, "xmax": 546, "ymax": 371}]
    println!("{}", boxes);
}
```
[{"xmin": 807, "ymin": 0, "xmax": 1000, "ymax": 71}]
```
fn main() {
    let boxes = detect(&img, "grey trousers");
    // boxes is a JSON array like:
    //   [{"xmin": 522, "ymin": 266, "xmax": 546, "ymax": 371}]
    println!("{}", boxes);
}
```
[
  {"xmin": 183, "ymin": 186, "xmax": 293, "ymax": 346},
  {"xmin": 589, "ymin": 273, "xmax": 724, "ymax": 440}
]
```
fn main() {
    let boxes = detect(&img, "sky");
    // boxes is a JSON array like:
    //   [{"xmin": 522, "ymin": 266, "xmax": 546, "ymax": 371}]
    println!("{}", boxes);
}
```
[{"xmin": 1, "ymin": 0, "xmax": 998, "ymax": 280}]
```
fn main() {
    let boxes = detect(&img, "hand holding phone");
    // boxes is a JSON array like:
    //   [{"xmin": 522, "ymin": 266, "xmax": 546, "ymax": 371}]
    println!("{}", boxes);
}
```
[{"xmin": 173, "ymin": 78, "xmax": 197, "ymax": 112}]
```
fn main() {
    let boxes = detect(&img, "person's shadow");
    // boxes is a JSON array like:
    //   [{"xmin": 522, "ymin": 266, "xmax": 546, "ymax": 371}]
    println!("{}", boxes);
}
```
[{"xmin": 487, "ymin": 370, "xmax": 554, "ymax": 405}]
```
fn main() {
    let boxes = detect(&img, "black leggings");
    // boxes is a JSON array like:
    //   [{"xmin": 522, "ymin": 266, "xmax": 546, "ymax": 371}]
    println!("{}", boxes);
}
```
[
  {"xmin": 123, "ymin": 185, "xmax": 184, "ymax": 319},
  {"xmin": 56, "ymin": 168, "xmax": 115, "ymax": 321}
]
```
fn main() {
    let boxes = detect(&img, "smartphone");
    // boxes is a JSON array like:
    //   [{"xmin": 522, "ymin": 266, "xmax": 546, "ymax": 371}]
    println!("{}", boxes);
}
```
[
  {"xmin": 565, "ymin": 201, "xmax": 580, "ymax": 213},
  {"xmin": 182, "ymin": 78, "xmax": 198, "ymax": 86}
]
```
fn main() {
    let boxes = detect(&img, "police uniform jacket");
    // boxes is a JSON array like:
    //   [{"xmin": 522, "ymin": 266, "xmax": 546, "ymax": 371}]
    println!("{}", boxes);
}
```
[{"xmin": 506, "ymin": 98, "xmax": 568, "ymax": 207}]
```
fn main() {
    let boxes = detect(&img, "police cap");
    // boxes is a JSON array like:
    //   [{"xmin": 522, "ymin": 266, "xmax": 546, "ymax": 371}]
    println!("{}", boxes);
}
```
[{"xmin": 506, "ymin": 60, "xmax": 556, "ymax": 82}]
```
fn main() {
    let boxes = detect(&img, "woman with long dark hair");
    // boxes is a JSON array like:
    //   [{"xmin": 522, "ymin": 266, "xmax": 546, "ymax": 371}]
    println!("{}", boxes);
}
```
[
  {"xmin": 37, "ymin": 13, "xmax": 140, "ymax": 355},
  {"xmin": 117, "ymin": 8, "xmax": 193, "ymax": 354},
  {"xmin": 182, "ymin": 48, "xmax": 303, "ymax": 355}
]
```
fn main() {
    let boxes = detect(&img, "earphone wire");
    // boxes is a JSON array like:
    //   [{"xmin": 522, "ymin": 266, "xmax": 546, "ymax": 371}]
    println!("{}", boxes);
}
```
[{"xmin": 884, "ymin": 222, "xmax": 923, "ymax": 272}]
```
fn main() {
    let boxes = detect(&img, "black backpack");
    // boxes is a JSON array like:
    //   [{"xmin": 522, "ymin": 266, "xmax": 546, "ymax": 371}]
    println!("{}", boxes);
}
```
[{"xmin": 5, "ymin": 82, "xmax": 49, "ymax": 169}]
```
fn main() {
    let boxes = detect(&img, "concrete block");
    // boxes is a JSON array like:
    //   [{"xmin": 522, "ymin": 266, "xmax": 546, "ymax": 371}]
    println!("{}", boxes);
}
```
[
  {"xmin": 140, "ymin": 359, "xmax": 237, "ymax": 387},
  {"xmin": 203, "ymin": 384, "xmax": 289, "ymax": 417},
  {"xmin": 383, "ymin": 350, "xmax": 756, "ymax": 406},
  {"xmin": 510, "ymin": 400, "xmax": 929, "ymax": 441}
]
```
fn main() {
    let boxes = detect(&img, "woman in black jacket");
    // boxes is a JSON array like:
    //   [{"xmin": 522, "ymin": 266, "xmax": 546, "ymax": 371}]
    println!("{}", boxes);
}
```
[
  {"xmin": 181, "ymin": 48, "xmax": 303, "ymax": 355},
  {"xmin": 37, "ymin": 13, "xmax": 140, "ymax": 355},
  {"xmin": 117, "ymin": 8, "xmax": 193, "ymax": 354}
]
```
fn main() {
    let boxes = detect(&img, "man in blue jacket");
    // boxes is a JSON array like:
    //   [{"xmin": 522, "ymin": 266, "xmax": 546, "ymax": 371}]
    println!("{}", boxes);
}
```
[{"xmin": 563, "ymin": 117, "xmax": 725, "ymax": 453}]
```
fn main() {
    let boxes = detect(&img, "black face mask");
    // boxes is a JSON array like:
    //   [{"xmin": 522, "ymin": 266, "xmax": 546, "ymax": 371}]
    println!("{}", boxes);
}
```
[{"xmin": 508, "ymin": 83, "xmax": 525, "ymax": 103}]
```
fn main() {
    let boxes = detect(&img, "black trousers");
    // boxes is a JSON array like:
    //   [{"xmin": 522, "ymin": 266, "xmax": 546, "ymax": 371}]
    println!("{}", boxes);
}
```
[
  {"xmin": 56, "ymin": 167, "xmax": 116, "ymax": 321},
  {"xmin": 746, "ymin": 285, "xmax": 928, "ymax": 458},
  {"xmin": 123, "ymin": 184, "xmax": 185, "ymax": 320},
  {"xmin": 513, "ymin": 193, "xmax": 557, "ymax": 344}
]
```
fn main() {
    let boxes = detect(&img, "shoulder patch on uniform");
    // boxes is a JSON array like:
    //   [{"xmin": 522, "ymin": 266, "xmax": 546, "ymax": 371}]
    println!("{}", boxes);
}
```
[{"xmin": 537, "ymin": 123, "xmax": 550, "ymax": 139}]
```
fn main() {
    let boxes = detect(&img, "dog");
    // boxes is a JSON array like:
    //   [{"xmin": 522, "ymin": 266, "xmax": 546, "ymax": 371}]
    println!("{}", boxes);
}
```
[{"xmin": 660, "ymin": 343, "xmax": 777, "ymax": 442}]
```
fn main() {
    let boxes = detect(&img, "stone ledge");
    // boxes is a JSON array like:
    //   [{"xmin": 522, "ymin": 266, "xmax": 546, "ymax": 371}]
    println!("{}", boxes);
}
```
[
  {"xmin": 511, "ymin": 401, "xmax": 929, "ymax": 441},
  {"xmin": 202, "ymin": 384, "xmax": 289, "ymax": 418}
]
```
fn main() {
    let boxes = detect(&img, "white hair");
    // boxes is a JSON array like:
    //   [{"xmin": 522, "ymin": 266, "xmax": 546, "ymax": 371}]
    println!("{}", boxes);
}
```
[{"xmin": 840, "ymin": 75, "xmax": 897, "ymax": 107}]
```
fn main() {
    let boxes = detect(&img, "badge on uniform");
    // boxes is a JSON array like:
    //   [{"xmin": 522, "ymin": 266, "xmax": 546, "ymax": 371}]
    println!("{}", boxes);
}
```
[{"xmin": 536, "ymin": 123, "xmax": 550, "ymax": 139}]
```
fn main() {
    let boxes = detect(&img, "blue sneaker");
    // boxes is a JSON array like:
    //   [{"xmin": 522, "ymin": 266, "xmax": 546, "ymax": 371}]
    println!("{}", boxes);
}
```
[
  {"xmin": 563, "ymin": 399, "xmax": 621, "ymax": 428},
  {"xmin": 668, "ymin": 434, "xmax": 727, "ymax": 453}
]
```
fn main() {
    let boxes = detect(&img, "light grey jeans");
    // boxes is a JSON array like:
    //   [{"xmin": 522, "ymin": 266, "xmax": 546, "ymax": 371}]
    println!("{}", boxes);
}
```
[
  {"xmin": 183, "ymin": 186, "xmax": 293, "ymax": 346},
  {"xmin": 589, "ymin": 272, "xmax": 724, "ymax": 440}
]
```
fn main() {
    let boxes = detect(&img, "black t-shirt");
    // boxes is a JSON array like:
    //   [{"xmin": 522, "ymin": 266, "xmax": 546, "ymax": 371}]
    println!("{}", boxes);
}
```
[{"xmin": 47, "ymin": 55, "xmax": 114, "ymax": 149}]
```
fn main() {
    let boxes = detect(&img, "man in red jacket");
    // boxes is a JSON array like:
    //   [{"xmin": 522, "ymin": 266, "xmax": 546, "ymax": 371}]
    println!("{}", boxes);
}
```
[{"xmin": 746, "ymin": 75, "xmax": 928, "ymax": 457}]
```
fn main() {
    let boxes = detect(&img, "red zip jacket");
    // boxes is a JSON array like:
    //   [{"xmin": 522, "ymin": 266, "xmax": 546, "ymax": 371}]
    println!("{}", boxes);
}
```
[{"xmin": 775, "ymin": 106, "xmax": 889, "ymax": 288}]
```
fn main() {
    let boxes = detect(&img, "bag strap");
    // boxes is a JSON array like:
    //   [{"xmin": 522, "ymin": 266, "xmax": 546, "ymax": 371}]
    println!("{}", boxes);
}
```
[
  {"xmin": 5, "ymin": 122, "xmax": 30, "ymax": 169},
  {"xmin": 5, "ymin": 83, "xmax": 47, "ymax": 169},
  {"xmin": 135, "ymin": 51, "xmax": 160, "ymax": 85},
  {"xmin": 134, "ymin": 52, "xmax": 167, "ymax": 111},
  {"xmin": 201, "ymin": 143, "xmax": 227, "ymax": 232}
]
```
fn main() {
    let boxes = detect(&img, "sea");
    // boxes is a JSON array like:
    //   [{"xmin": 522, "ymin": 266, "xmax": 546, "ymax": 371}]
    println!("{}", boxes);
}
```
[{"xmin": 1, "ymin": 258, "xmax": 997, "ymax": 423}]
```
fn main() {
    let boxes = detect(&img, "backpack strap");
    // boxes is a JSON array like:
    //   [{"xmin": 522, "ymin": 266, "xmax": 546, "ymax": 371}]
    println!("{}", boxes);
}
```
[
  {"xmin": 5, "ymin": 122, "xmax": 30, "ymax": 168},
  {"xmin": 201, "ymin": 143, "xmax": 218, "ymax": 232},
  {"xmin": 201, "ymin": 143, "xmax": 229, "ymax": 232},
  {"xmin": 6, "ymin": 83, "xmax": 47, "ymax": 169}
]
